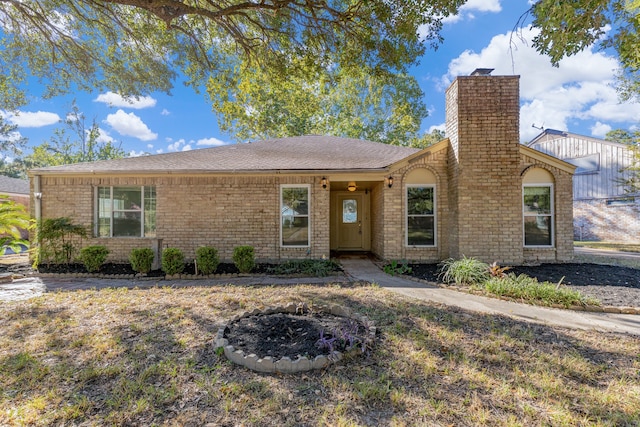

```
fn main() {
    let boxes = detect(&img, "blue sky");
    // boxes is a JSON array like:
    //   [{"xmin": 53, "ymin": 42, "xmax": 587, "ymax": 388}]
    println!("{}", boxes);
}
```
[{"xmin": 4, "ymin": 0, "xmax": 640, "ymax": 158}]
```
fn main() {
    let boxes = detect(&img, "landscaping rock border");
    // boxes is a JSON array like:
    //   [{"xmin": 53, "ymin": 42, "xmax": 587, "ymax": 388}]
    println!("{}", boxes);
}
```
[{"xmin": 214, "ymin": 302, "xmax": 376, "ymax": 374}]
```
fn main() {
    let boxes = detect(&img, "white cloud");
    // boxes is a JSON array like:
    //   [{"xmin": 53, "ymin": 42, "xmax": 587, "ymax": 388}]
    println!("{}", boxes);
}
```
[
  {"xmin": 104, "ymin": 110, "xmax": 157, "ymax": 141},
  {"xmin": 182, "ymin": 144, "xmax": 192, "ymax": 151},
  {"xmin": 94, "ymin": 127, "xmax": 114, "ymax": 143},
  {"xmin": 128, "ymin": 150, "xmax": 148, "ymax": 157},
  {"xmin": 147, "ymin": 144, "xmax": 154, "ymax": 149},
  {"xmin": 427, "ymin": 123, "xmax": 446, "ymax": 134},
  {"xmin": 591, "ymin": 122, "xmax": 612, "ymax": 137},
  {"xmin": 442, "ymin": 0, "xmax": 502, "ymax": 24},
  {"xmin": 94, "ymin": 92, "xmax": 157, "ymax": 109},
  {"xmin": 463, "ymin": 0, "xmax": 502, "ymax": 12},
  {"xmin": 167, "ymin": 138, "xmax": 186, "ymax": 151},
  {"xmin": 443, "ymin": 26, "xmax": 640, "ymax": 141},
  {"xmin": 3, "ymin": 110, "xmax": 60, "ymax": 127},
  {"xmin": 196, "ymin": 137, "xmax": 229, "ymax": 147},
  {"xmin": 161, "ymin": 109, "xmax": 170, "ymax": 116}
]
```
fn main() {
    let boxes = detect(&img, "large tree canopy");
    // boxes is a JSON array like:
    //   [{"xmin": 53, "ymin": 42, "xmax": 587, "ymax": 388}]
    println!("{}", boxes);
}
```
[
  {"xmin": 0, "ymin": 0, "xmax": 466, "ymax": 110},
  {"xmin": 528, "ymin": 0, "xmax": 640, "ymax": 100},
  {"xmin": 2, "ymin": 1, "xmax": 639, "ymax": 146},
  {"xmin": 208, "ymin": 56, "xmax": 428, "ymax": 144}
]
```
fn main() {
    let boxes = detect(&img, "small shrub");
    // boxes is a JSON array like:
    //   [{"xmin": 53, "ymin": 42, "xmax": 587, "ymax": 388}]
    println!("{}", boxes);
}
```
[
  {"xmin": 196, "ymin": 246, "xmax": 219, "ymax": 275},
  {"xmin": 162, "ymin": 247, "xmax": 185, "ymax": 276},
  {"xmin": 268, "ymin": 259, "xmax": 340, "ymax": 277},
  {"xmin": 438, "ymin": 256, "xmax": 489, "ymax": 285},
  {"xmin": 129, "ymin": 248, "xmax": 155, "ymax": 274},
  {"xmin": 79, "ymin": 245, "xmax": 109, "ymax": 273},
  {"xmin": 233, "ymin": 246, "xmax": 255, "ymax": 273},
  {"xmin": 383, "ymin": 260, "xmax": 413, "ymax": 276},
  {"xmin": 36, "ymin": 217, "xmax": 88, "ymax": 266},
  {"xmin": 488, "ymin": 261, "xmax": 511, "ymax": 278}
]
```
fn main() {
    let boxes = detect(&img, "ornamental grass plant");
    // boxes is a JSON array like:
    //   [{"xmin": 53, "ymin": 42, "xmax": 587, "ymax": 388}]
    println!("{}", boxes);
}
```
[
  {"xmin": 439, "ymin": 256, "xmax": 600, "ymax": 307},
  {"xmin": 483, "ymin": 273, "xmax": 600, "ymax": 307},
  {"xmin": 438, "ymin": 256, "xmax": 489, "ymax": 285}
]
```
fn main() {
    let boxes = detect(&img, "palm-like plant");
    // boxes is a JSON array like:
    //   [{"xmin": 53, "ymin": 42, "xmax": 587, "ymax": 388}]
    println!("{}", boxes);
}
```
[{"xmin": 0, "ymin": 195, "xmax": 31, "ymax": 255}]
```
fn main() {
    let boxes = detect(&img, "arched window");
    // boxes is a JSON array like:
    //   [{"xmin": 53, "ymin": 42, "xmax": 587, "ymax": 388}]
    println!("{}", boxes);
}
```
[
  {"xmin": 523, "ymin": 168, "xmax": 554, "ymax": 247},
  {"xmin": 405, "ymin": 168, "xmax": 437, "ymax": 247}
]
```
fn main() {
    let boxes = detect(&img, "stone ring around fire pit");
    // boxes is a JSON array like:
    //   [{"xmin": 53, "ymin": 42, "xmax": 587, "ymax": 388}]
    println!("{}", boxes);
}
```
[{"xmin": 215, "ymin": 302, "xmax": 376, "ymax": 374}]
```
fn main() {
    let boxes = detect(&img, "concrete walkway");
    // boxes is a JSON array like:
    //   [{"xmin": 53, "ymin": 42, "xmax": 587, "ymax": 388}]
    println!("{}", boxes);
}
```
[{"xmin": 340, "ymin": 258, "xmax": 640, "ymax": 336}]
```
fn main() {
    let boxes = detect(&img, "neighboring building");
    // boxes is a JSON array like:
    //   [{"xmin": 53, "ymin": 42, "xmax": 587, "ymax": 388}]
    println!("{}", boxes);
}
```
[
  {"xmin": 0, "ymin": 175, "xmax": 30, "ymax": 241},
  {"xmin": 528, "ymin": 130, "xmax": 639, "ymax": 242},
  {"xmin": 0, "ymin": 175, "xmax": 29, "ymax": 206},
  {"xmin": 28, "ymin": 72, "xmax": 575, "ymax": 265}
]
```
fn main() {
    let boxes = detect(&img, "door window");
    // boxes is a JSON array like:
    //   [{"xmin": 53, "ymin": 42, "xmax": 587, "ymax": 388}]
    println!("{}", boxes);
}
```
[{"xmin": 342, "ymin": 199, "xmax": 357, "ymax": 224}]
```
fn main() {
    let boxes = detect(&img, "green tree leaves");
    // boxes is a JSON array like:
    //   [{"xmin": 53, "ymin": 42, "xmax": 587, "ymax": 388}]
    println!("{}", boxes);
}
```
[
  {"xmin": 529, "ymin": 0, "xmax": 640, "ymax": 100},
  {"xmin": 207, "ymin": 57, "xmax": 428, "ymax": 145},
  {"xmin": 0, "ymin": 0, "xmax": 466, "ymax": 110},
  {"xmin": 0, "ymin": 195, "xmax": 31, "ymax": 255}
]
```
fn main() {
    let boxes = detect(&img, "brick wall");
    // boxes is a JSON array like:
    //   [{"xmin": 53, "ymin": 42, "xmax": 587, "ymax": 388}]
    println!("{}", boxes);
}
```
[
  {"xmin": 446, "ymin": 75, "xmax": 524, "ymax": 264},
  {"xmin": 380, "ymin": 150, "xmax": 450, "ymax": 262},
  {"xmin": 34, "ymin": 175, "xmax": 331, "ymax": 263},
  {"xmin": 574, "ymin": 199, "xmax": 640, "ymax": 242},
  {"xmin": 520, "ymin": 159, "xmax": 575, "ymax": 262},
  {"xmin": 370, "ymin": 181, "xmax": 385, "ymax": 257}
]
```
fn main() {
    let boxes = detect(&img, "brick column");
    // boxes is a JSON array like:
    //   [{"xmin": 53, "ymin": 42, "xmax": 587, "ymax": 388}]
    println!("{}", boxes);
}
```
[{"xmin": 446, "ymin": 75, "xmax": 524, "ymax": 264}]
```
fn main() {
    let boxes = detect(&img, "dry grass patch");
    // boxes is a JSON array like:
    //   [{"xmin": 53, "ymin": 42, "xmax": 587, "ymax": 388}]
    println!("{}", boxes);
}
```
[{"xmin": 1, "ymin": 282, "xmax": 639, "ymax": 426}]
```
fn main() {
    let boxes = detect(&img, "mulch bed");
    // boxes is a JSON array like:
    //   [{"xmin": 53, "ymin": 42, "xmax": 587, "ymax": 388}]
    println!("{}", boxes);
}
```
[
  {"xmin": 224, "ymin": 312, "xmax": 366, "ymax": 359},
  {"xmin": 35, "ymin": 262, "xmax": 277, "ymax": 276},
  {"xmin": 409, "ymin": 262, "xmax": 640, "ymax": 308},
  {"xmin": 409, "ymin": 262, "xmax": 640, "ymax": 287}
]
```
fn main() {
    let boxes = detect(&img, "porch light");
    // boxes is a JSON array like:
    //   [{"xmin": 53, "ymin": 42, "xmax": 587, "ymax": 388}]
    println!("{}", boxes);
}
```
[
  {"xmin": 386, "ymin": 176, "xmax": 394, "ymax": 188},
  {"xmin": 34, "ymin": 192, "xmax": 42, "ymax": 200},
  {"xmin": 321, "ymin": 177, "xmax": 328, "ymax": 189},
  {"xmin": 347, "ymin": 181, "xmax": 357, "ymax": 192}
]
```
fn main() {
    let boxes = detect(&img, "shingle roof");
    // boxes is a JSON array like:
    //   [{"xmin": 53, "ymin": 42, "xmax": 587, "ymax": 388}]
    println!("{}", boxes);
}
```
[
  {"xmin": 0, "ymin": 175, "xmax": 29, "ymax": 194},
  {"xmin": 30, "ymin": 136, "xmax": 420, "ymax": 175}
]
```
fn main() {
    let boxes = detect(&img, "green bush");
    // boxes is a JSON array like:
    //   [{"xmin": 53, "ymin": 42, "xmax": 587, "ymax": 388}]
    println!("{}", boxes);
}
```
[
  {"xmin": 129, "ymin": 248, "xmax": 155, "ymax": 274},
  {"xmin": 162, "ymin": 247, "xmax": 185, "ymax": 276},
  {"xmin": 196, "ymin": 246, "xmax": 219, "ymax": 275},
  {"xmin": 233, "ymin": 246, "xmax": 255, "ymax": 273},
  {"xmin": 35, "ymin": 217, "xmax": 88, "ymax": 267},
  {"xmin": 79, "ymin": 245, "xmax": 109, "ymax": 273},
  {"xmin": 268, "ymin": 259, "xmax": 341, "ymax": 277},
  {"xmin": 438, "ymin": 256, "xmax": 490, "ymax": 285},
  {"xmin": 383, "ymin": 260, "xmax": 413, "ymax": 276}
]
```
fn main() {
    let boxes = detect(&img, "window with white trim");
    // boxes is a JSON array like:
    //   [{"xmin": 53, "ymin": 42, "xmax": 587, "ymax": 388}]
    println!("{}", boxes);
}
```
[
  {"xmin": 96, "ymin": 186, "xmax": 156, "ymax": 237},
  {"xmin": 406, "ymin": 185, "xmax": 436, "ymax": 246},
  {"xmin": 523, "ymin": 185, "xmax": 553, "ymax": 247},
  {"xmin": 280, "ymin": 185, "xmax": 309, "ymax": 247}
]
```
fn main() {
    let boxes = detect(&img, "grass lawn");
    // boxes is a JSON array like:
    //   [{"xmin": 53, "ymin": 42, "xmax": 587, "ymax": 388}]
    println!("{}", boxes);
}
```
[{"xmin": 1, "ymin": 283, "xmax": 639, "ymax": 426}]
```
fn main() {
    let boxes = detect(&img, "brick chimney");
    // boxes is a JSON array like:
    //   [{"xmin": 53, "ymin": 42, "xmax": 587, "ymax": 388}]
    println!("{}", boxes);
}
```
[{"xmin": 445, "ymin": 70, "xmax": 523, "ymax": 263}]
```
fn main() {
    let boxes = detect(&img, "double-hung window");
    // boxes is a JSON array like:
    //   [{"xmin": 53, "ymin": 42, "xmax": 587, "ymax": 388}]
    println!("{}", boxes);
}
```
[
  {"xmin": 406, "ymin": 185, "xmax": 436, "ymax": 246},
  {"xmin": 523, "ymin": 185, "xmax": 553, "ymax": 246},
  {"xmin": 96, "ymin": 186, "xmax": 156, "ymax": 237},
  {"xmin": 281, "ymin": 185, "xmax": 309, "ymax": 247}
]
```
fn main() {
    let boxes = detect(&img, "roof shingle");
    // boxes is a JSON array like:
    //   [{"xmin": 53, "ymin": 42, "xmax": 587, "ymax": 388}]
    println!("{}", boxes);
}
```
[{"xmin": 30, "ymin": 136, "xmax": 420, "ymax": 175}]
